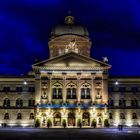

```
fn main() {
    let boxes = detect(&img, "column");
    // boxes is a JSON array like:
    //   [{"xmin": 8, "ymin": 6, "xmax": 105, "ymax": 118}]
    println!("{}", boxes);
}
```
[
  {"xmin": 35, "ymin": 73, "xmax": 41, "ymax": 105},
  {"xmin": 62, "ymin": 73, "xmax": 66, "ymax": 103},
  {"xmin": 48, "ymin": 74, "xmax": 52, "ymax": 103},
  {"xmin": 102, "ymin": 74, "xmax": 108, "ymax": 104},
  {"xmin": 91, "ymin": 74, "xmax": 96, "ymax": 103},
  {"xmin": 77, "ymin": 74, "xmax": 81, "ymax": 103}
]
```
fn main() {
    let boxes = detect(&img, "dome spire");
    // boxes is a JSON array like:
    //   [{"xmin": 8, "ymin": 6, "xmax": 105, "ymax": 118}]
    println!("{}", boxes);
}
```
[{"xmin": 65, "ymin": 11, "xmax": 74, "ymax": 25}]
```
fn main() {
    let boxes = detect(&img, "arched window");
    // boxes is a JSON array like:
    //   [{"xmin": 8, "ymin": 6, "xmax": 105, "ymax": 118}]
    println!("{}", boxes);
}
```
[
  {"xmin": 52, "ymin": 82, "xmax": 62, "ymax": 99},
  {"xmin": 17, "ymin": 113, "xmax": 22, "ymax": 119},
  {"xmin": 3, "ymin": 98, "xmax": 10, "ymax": 107},
  {"xmin": 108, "ymin": 99, "xmax": 114, "ymax": 106},
  {"xmin": 29, "ymin": 113, "xmax": 34, "ymax": 119},
  {"xmin": 109, "ymin": 113, "xmax": 113, "ymax": 119},
  {"xmin": 81, "ymin": 83, "xmax": 91, "ymax": 99},
  {"xmin": 4, "ymin": 113, "xmax": 9, "ymax": 120},
  {"xmin": 132, "ymin": 113, "xmax": 137, "ymax": 119},
  {"xmin": 120, "ymin": 113, "xmax": 125, "ymax": 119},
  {"xmin": 28, "ymin": 99, "xmax": 35, "ymax": 107},
  {"xmin": 131, "ymin": 99, "xmax": 138, "ymax": 107},
  {"xmin": 66, "ymin": 82, "xmax": 76, "ymax": 99},
  {"xmin": 16, "ymin": 98, "xmax": 23, "ymax": 107},
  {"xmin": 119, "ymin": 99, "xmax": 126, "ymax": 107}
]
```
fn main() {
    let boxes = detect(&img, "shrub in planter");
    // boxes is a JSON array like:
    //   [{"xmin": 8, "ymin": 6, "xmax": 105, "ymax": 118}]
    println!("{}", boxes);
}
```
[
  {"xmin": 35, "ymin": 119, "xmax": 40, "ymax": 127},
  {"xmin": 91, "ymin": 119, "xmax": 97, "ymax": 128},
  {"xmin": 104, "ymin": 119, "xmax": 110, "ymax": 127},
  {"xmin": 77, "ymin": 118, "xmax": 82, "ymax": 128},
  {"xmin": 62, "ymin": 119, "xmax": 66, "ymax": 128},
  {"xmin": 47, "ymin": 119, "xmax": 52, "ymax": 128}
]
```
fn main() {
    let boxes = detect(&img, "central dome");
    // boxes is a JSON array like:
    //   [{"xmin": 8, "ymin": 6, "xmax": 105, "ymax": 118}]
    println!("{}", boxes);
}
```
[{"xmin": 51, "ymin": 16, "xmax": 89, "ymax": 37}]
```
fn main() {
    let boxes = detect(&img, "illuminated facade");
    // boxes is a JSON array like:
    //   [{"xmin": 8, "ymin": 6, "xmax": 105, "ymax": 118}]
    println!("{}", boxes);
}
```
[{"xmin": 0, "ymin": 16, "xmax": 140, "ymax": 128}]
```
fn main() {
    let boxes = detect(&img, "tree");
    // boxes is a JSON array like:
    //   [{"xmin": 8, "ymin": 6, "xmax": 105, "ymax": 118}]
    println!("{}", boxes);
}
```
[
  {"xmin": 47, "ymin": 119, "xmax": 52, "ymax": 128},
  {"xmin": 91, "ymin": 119, "xmax": 96, "ymax": 128},
  {"xmin": 62, "ymin": 119, "xmax": 66, "ymax": 128}
]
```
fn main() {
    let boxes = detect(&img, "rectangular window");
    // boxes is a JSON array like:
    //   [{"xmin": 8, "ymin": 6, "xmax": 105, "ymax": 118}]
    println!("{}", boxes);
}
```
[
  {"xmin": 3, "ymin": 87, "xmax": 10, "ymax": 92},
  {"xmin": 28, "ymin": 87, "xmax": 35, "ymax": 92},
  {"xmin": 119, "ymin": 87, "xmax": 126, "ymax": 93},
  {"xmin": 16, "ymin": 87, "xmax": 23, "ymax": 92}
]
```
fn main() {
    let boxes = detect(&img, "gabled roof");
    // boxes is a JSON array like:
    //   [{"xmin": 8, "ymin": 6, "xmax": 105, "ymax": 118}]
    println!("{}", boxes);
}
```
[{"xmin": 32, "ymin": 52, "xmax": 111, "ymax": 71}]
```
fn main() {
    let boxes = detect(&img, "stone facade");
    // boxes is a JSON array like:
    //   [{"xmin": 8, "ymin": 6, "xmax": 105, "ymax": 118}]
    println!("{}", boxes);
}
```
[{"xmin": 0, "ymin": 16, "xmax": 139, "ymax": 128}]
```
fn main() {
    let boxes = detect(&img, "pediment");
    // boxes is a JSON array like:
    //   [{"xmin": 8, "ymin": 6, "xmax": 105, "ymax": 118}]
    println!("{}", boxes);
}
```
[{"xmin": 33, "ymin": 52, "xmax": 110, "ymax": 68}]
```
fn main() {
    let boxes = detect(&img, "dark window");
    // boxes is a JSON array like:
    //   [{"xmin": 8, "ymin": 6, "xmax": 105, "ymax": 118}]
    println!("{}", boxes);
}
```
[
  {"xmin": 52, "ymin": 88, "xmax": 62, "ymax": 99},
  {"xmin": 67, "ymin": 88, "xmax": 76, "ymax": 99},
  {"xmin": 17, "ymin": 113, "xmax": 22, "ymax": 119},
  {"xmin": 16, "ymin": 99, "xmax": 23, "ymax": 107},
  {"xmin": 3, "ymin": 87, "xmax": 10, "ymax": 92},
  {"xmin": 119, "ymin": 87, "xmax": 126, "ymax": 93},
  {"xmin": 3, "ymin": 98, "xmax": 10, "ymax": 107},
  {"xmin": 4, "ymin": 113, "xmax": 9, "ymax": 120},
  {"xmin": 28, "ymin": 99, "xmax": 35, "ymax": 107},
  {"xmin": 119, "ymin": 99, "xmax": 126, "ymax": 107},
  {"xmin": 16, "ymin": 87, "xmax": 23, "ymax": 92},
  {"xmin": 81, "ymin": 88, "xmax": 90, "ymax": 99},
  {"xmin": 120, "ymin": 113, "xmax": 125, "ymax": 119},
  {"xmin": 132, "ymin": 113, "xmax": 137, "ymax": 119},
  {"xmin": 131, "ymin": 87, "xmax": 138, "ymax": 93},
  {"xmin": 29, "ymin": 113, "xmax": 34, "ymax": 119},
  {"xmin": 109, "ymin": 113, "xmax": 113, "ymax": 119},
  {"xmin": 108, "ymin": 100, "xmax": 114, "ymax": 106},
  {"xmin": 131, "ymin": 100, "xmax": 138, "ymax": 107},
  {"xmin": 28, "ymin": 87, "xmax": 35, "ymax": 92},
  {"xmin": 108, "ymin": 87, "xmax": 113, "ymax": 92}
]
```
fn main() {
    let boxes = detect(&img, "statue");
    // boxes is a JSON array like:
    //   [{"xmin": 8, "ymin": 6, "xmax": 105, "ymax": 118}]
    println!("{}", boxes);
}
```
[{"xmin": 102, "ymin": 57, "xmax": 108, "ymax": 63}]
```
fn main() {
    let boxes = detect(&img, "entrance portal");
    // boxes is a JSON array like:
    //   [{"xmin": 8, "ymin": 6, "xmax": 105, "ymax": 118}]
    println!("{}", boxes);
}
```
[
  {"xmin": 82, "ymin": 112, "xmax": 90, "ymax": 126},
  {"xmin": 53, "ymin": 112, "xmax": 61, "ymax": 126},
  {"xmin": 68, "ymin": 112, "xmax": 75, "ymax": 126}
]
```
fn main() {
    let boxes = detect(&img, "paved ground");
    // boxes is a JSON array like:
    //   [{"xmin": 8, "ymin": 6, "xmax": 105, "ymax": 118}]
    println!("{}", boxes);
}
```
[{"xmin": 0, "ymin": 128, "xmax": 140, "ymax": 140}]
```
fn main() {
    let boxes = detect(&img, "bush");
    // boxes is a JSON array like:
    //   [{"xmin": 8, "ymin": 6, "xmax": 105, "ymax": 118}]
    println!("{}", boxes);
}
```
[
  {"xmin": 104, "ymin": 119, "xmax": 110, "ymax": 127},
  {"xmin": 47, "ymin": 119, "xmax": 52, "ymax": 128},
  {"xmin": 62, "ymin": 119, "xmax": 66, "ymax": 128},
  {"xmin": 91, "ymin": 119, "xmax": 97, "ymax": 128},
  {"xmin": 35, "ymin": 119, "xmax": 40, "ymax": 127},
  {"xmin": 77, "ymin": 118, "xmax": 82, "ymax": 128}
]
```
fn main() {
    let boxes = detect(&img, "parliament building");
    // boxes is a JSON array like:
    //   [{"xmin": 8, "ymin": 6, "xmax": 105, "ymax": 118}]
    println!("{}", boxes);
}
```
[{"xmin": 0, "ymin": 16, "xmax": 140, "ymax": 128}]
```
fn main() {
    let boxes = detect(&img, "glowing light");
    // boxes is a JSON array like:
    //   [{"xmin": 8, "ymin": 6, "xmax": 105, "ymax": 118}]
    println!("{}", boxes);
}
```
[
  {"xmin": 115, "ymin": 80, "xmax": 118, "ymax": 85},
  {"xmin": 23, "ymin": 80, "xmax": 27, "ymax": 85}
]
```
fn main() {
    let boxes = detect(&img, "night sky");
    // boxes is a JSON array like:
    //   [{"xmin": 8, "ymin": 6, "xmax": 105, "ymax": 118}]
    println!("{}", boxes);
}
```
[{"xmin": 0, "ymin": 0, "xmax": 140, "ymax": 76}]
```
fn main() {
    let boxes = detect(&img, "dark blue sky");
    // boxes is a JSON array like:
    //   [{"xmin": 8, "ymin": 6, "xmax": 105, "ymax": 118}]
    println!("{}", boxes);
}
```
[{"xmin": 0, "ymin": 0, "xmax": 140, "ymax": 76}]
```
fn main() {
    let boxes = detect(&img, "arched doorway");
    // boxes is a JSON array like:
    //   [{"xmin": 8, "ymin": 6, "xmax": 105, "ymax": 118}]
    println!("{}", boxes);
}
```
[
  {"xmin": 68, "ymin": 112, "xmax": 75, "ymax": 126},
  {"xmin": 53, "ymin": 112, "xmax": 61, "ymax": 126},
  {"xmin": 82, "ymin": 112, "xmax": 90, "ymax": 126}
]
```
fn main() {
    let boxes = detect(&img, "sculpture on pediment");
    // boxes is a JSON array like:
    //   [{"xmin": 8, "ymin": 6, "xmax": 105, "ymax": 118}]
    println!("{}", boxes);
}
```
[{"xmin": 65, "ymin": 40, "xmax": 79, "ymax": 53}]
